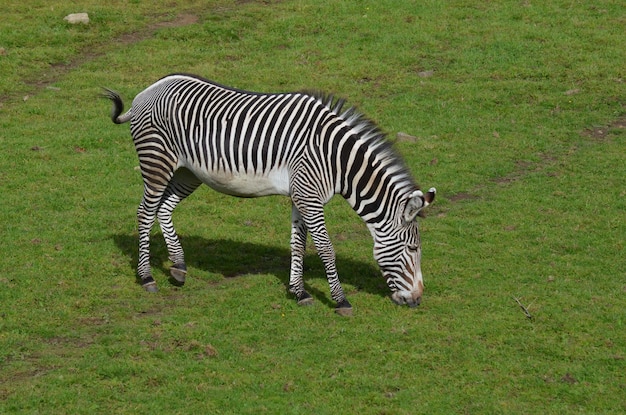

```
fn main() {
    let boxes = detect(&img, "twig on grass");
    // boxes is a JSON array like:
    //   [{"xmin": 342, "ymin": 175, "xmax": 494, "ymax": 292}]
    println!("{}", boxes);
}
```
[{"xmin": 513, "ymin": 296, "xmax": 533, "ymax": 320}]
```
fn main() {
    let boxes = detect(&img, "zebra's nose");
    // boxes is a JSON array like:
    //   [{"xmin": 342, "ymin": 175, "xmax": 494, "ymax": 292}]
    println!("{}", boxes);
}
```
[
  {"xmin": 406, "ymin": 282, "xmax": 423, "ymax": 307},
  {"xmin": 408, "ymin": 293, "xmax": 421, "ymax": 307},
  {"xmin": 391, "ymin": 290, "xmax": 422, "ymax": 307}
]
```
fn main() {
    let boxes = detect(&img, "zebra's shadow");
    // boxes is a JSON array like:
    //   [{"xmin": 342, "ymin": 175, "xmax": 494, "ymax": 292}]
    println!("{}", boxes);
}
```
[{"xmin": 112, "ymin": 233, "xmax": 388, "ymax": 307}]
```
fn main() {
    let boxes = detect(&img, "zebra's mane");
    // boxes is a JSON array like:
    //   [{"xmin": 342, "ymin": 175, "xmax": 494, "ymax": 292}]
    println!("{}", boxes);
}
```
[{"xmin": 308, "ymin": 91, "xmax": 418, "ymax": 190}]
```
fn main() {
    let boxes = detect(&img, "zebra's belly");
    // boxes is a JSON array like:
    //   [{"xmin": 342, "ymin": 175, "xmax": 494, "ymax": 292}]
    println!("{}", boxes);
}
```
[{"xmin": 186, "ymin": 165, "xmax": 291, "ymax": 198}]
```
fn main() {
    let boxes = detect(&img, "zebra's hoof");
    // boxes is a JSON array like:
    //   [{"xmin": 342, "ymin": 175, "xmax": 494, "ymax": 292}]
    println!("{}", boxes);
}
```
[
  {"xmin": 143, "ymin": 281, "xmax": 158, "ymax": 293},
  {"xmin": 169, "ymin": 263, "xmax": 187, "ymax": 286},
  {"xmin": 335, "ymin": 299, "xmax": 353, "ymax": 316},
  {"xmin": 296, "ymin": 291, "xmax": 314, "ymax": 306}
]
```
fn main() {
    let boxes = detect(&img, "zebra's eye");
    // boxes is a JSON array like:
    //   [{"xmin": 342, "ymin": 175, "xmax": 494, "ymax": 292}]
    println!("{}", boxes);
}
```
[{"xmin": 407, "ymin": 244, "xmax": 418, "ymax": 253}]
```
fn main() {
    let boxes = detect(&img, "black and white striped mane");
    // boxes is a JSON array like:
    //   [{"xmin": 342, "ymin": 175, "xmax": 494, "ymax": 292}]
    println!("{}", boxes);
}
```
[{"xmin": 310, "ymin": 91, "xmax": 417, "ymax": 189}]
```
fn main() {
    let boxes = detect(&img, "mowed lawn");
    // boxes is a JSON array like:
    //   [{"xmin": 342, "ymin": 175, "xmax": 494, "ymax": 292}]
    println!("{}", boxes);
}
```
[{"xmin": 0, "ymin": 1, "xmax": 624, "ymax": 414}]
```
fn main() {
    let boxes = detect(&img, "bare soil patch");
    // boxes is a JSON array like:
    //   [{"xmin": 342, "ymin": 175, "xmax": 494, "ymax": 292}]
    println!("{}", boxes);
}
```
[
  {"xmin": 582, "ymin": 116, "xmax": 626, "ymax": 141},
  {"xmin": 448, "ymin": 192, "xmax": 477, "ymax": 203}
]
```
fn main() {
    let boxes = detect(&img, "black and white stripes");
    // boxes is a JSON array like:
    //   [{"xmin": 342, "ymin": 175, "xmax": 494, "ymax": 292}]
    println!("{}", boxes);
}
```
[{"xmin": 105, "ymin": 73, "xmax": 435, "ymax": 311}]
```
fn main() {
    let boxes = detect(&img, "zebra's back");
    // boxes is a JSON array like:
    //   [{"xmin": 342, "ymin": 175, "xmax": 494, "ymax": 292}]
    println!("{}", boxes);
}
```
[{"xmin": 130, "ymin": 74, "xmax": 330, "ymax": 197}]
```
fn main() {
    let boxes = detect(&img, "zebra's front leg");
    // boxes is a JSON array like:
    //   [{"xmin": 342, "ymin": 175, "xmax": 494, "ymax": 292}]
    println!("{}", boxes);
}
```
[
  {"xmin": 298, "ymin": 207, "xmax": 352, "ymax": 315},
  {"xmin": 308, "ymin": 225, "xmax": 352, "ymax": 315},
  {"xmin": 289, "ymin": 205, "xmax": 313, "ymax": 305}
]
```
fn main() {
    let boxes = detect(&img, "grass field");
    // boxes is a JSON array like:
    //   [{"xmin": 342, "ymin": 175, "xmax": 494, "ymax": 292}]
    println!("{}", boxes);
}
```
[{"xmin": 1, "ymin": 0, "xmax": 625, "ymax": 413}]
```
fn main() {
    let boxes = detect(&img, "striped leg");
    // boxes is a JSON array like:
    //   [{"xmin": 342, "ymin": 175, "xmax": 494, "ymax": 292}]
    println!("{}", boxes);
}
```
[
  {"xmin": 137, "ymin": 193, "xmax": 162, "ymax": 292},
  {"xmin": 289, "ymin": 205, "xmax": 313, "ymax": 305},
  {"xmin": 157, "ymin": 168, "xmax": 202, "ymax": 286},
  {"xmin": 294, "ymin": 202, "xmax": 352, "ymax": 315},
  {"xmin": 135, "ymin": 149, "xmax": 177, "ymax": 292}
]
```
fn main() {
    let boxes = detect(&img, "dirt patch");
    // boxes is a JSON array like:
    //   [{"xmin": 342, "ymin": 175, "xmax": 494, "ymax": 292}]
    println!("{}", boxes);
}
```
[
  {"xmin": 491, "ymin": 153, "xmax": 558, "ymax": 186},
  {"xmin": 582, "ymin": 117, "xmax": 626, "ymax": 141},
  {"xmin": 113, "ymin": 13, "xmax": 200, "ymax": 46},
  {"xmin": 584, "ymin": 126, "xmax": 610, "ymax": 140},
  {"xmin": 612, "ymin": 119, "xmax": 626, "ymax": 129},
  {"xmin": 446, "ymin": 153, "xmax": 558, "ymax": 205},
  {"xmin": 77, "ymin": 316, "xmax": 110, "ymax": 326},
  {"xmin": 155, "ymin": 13, "xmax": 199, "ymax": 29},
  {"xmin": 43, "ymin": 335, "xmax": 94, "ymax": 351},
  {"xmin": 448, "ymin": 192, "xmax": 477, "ymax": 203}
]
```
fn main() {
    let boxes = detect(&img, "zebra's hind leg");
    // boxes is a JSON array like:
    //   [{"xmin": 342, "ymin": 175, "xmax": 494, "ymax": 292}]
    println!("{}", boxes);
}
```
[
  {"xmin": 289, "ymin": 205, "xmax": 313, "ymax": 305},
  {"xmin": 135, "ymin": 150, "xmax": 178, "ymax": 292},
  {"xmin": 137, "ymin": 197, "xmax": 160, "ymax": 292},
  {"xmin": 157, "ymin": 168, "xmax": 202, "ymax": 287}
]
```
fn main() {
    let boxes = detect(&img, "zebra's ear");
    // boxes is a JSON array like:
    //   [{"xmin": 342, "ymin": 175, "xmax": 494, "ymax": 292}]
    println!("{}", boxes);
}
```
[{"xmin": 403, "ymin": 188, "xmax": 436, "ymax": 222}]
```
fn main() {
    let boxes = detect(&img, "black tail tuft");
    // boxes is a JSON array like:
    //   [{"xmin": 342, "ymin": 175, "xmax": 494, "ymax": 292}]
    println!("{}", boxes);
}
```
[{"xmin": 101, "ymin": 88, "xmax": 126, "ymax": 124}]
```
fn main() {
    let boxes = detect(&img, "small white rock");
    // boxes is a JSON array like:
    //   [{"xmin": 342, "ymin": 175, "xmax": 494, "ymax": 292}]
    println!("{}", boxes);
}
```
[
  {"xmin": 64, "ymin": 13, "xmax": 90, "ymax": 25},
  {"xmin": 396, "ymin": 132, "xmax": 418, "ymax": 143}
]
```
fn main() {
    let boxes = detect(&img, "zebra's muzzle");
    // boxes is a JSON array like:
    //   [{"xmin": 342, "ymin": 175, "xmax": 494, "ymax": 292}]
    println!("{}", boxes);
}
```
[
  {"xmin": 391, "ymin": 290, "xmax": 422, "ymax": 307},
  {"xmin": 390, "ymin": 280, "xmax": 423, "ymax": 307}
]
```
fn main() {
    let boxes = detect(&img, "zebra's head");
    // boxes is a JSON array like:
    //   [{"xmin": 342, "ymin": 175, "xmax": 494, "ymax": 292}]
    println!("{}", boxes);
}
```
[{"xmin": 371, "ymin": 188, "xmax": 436, "ymax": 307}]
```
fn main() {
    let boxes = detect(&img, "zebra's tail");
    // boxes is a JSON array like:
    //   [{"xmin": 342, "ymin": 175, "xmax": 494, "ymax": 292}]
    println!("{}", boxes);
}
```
[{"xmin": 102, "ymin": 88, "xmax": 132, "ymax": 124}]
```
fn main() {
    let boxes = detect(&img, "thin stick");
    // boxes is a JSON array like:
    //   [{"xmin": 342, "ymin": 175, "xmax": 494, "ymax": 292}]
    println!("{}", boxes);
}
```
[{"xmin": 513, "ymin": 297, "xmax": 533, "ymax": 320}]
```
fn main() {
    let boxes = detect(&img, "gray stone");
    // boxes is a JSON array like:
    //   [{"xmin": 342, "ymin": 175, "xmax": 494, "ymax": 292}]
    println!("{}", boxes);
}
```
[{"xmin": 64, "ymin": 13, "xmax": 89, "ymax": 24}]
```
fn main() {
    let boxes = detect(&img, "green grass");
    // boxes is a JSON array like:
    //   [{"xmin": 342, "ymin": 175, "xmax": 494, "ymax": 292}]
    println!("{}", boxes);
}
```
[{"xmin": 1, "ymin": 0, "xmax": 625, "ymax": 413}]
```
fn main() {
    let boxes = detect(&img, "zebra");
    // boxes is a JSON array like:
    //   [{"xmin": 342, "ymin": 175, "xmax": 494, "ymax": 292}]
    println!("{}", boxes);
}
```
[{"xmin": 104, "ymin": 73, "xmax": 435, "ymax": 314}]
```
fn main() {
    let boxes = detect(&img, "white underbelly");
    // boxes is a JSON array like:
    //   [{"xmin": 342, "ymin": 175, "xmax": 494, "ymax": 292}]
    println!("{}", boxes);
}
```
[{"xmin": 185, "ymin": 164, "xmax": 291, "ymax": 197}]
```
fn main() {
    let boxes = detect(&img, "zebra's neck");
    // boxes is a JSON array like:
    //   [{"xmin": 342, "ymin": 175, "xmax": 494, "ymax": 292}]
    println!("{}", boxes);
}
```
[
  {"xmin": 335, "ymin": 132, "xmax": 415, "ymax": 225},
  {"xmin": 306, "ymin": 92, "xmax": 417, "ymax": 226}
]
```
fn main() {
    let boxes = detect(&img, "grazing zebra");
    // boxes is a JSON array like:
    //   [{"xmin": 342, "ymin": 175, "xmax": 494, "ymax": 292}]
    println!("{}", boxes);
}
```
[{"xmin": 104, "ymin": 73, "xmax": 435, "ymax": 314}]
